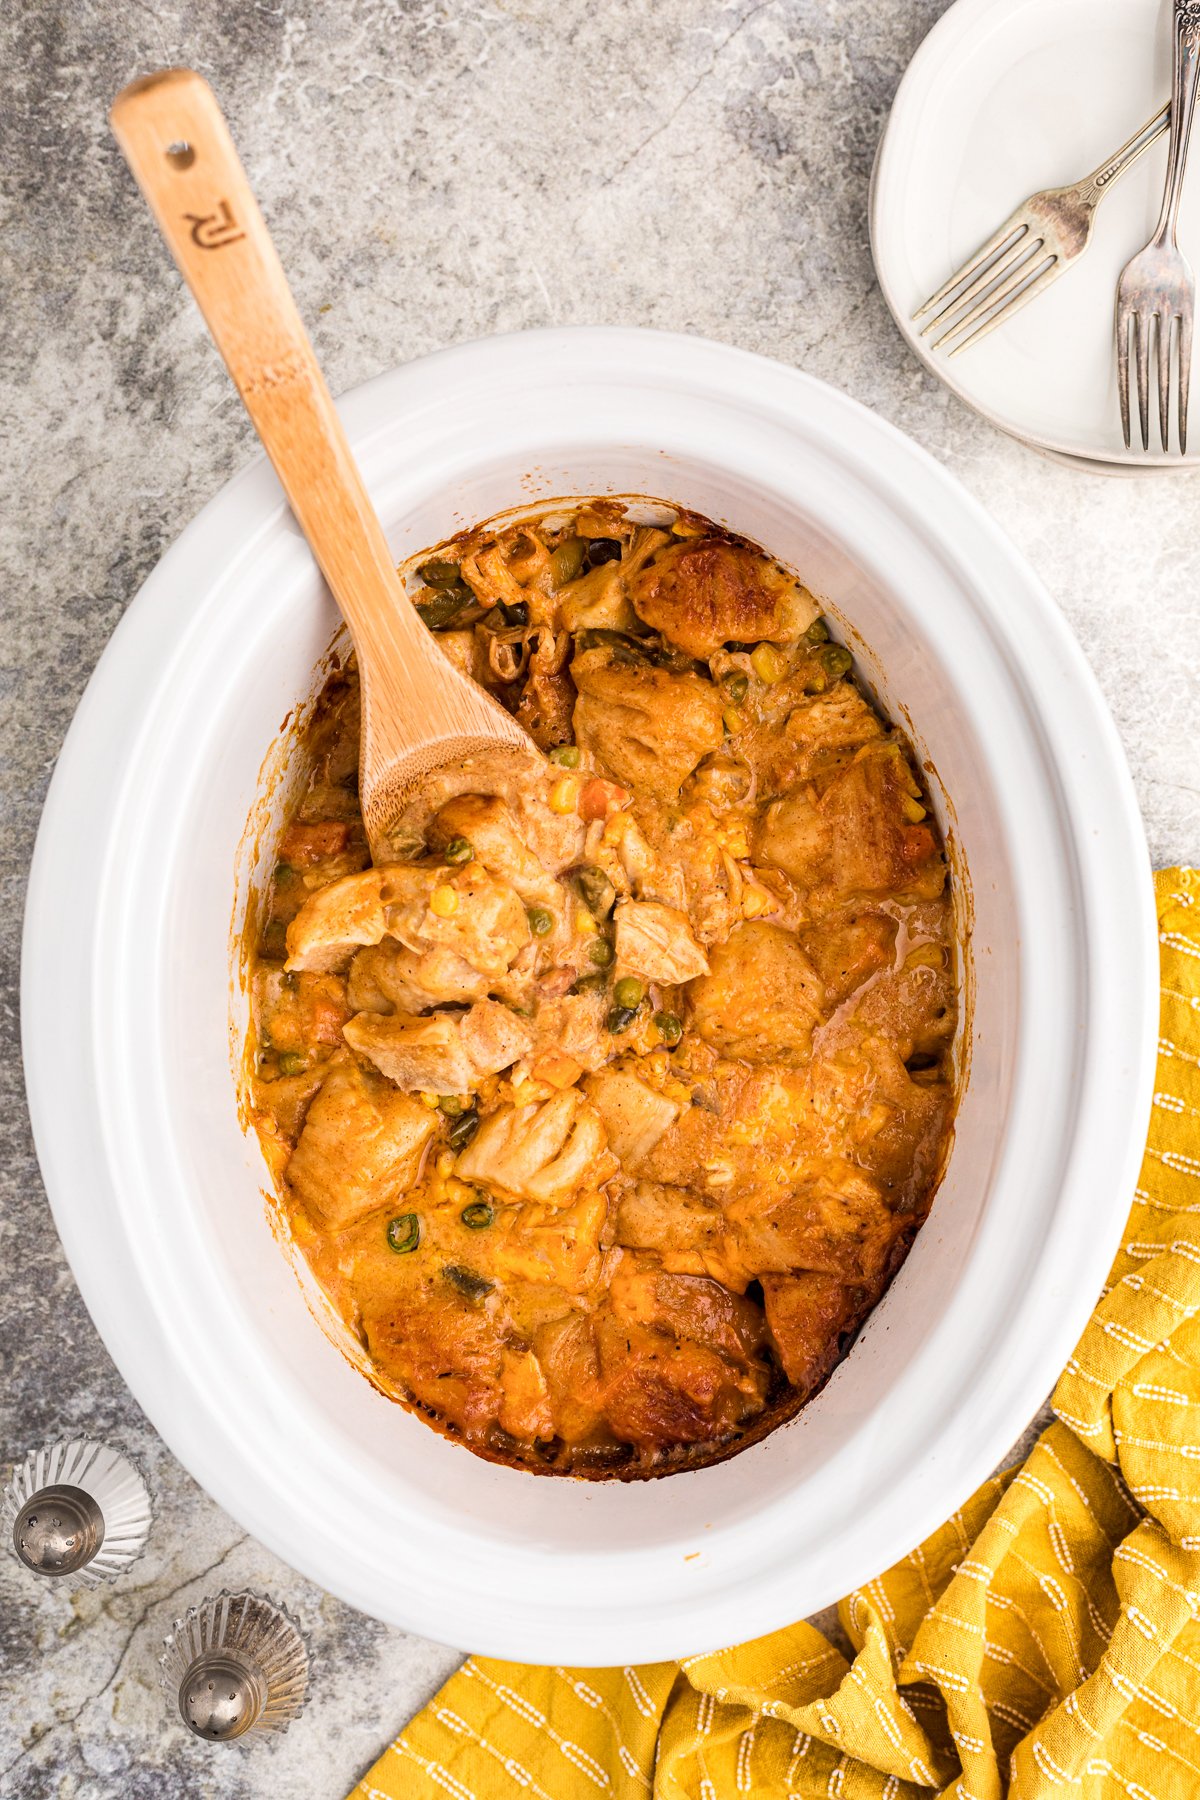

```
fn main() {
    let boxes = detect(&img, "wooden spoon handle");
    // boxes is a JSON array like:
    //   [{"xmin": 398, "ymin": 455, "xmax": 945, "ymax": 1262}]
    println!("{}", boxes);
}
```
[{"xmin": 109, "ymin": 69, "xmax": 433, "ymax": 705}]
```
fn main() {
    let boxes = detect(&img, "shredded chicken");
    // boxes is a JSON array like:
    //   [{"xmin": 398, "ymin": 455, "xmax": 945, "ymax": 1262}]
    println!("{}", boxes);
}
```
[{"xmin": 613, "ymin": 899, "xmax": 709, "ymax": 984}]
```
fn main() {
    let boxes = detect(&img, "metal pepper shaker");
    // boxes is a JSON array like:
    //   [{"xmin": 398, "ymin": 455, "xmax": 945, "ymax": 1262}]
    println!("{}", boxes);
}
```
[
  {"xmin": 3, "ymin": 1438, "xmax": 152, "ymax": 1584},
  {"xmin": 161, "ymin": 1590, "xmax": 309, "ymax": 1743}
]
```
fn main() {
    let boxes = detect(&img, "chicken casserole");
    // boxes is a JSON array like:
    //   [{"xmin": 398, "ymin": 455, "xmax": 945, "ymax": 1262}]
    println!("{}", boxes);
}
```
[{"xmin": 245, "ymin": 498, "xmax": 958, "ymax": 1477}]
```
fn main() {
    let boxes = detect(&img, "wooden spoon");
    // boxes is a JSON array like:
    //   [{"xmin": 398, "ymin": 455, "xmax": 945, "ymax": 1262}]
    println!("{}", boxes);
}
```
[{"xmin": 110, "ymin": 69, "xmax": 540, "ymax": 859}]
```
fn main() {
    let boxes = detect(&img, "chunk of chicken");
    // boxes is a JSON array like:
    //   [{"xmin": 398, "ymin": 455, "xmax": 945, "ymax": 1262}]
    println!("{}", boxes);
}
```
[
  {"xmin": 730, "ymin": 1171, "xmax": 901, "ymax": 1284},
  {"xmin": 593, "ymin": 1313, "xmax": 767, "ymax": 1450},
  {"xmin": 427, "ymin": 795, "xmax": 560, "ymax": 908},
  {"xmin": 687, "ymin": 921, "xmax": 827, "ymax": 1063},
  {"xmin": 491, "ymin": 1191, "xmax": 607, "ymax": 1294},
  {"xmin": 344, "ymin": 999, "xmax": 534, "ymax": 1093},
  {"xmin": 530, "ymin": 992, "xmax": 611, "ymax": 1073},
  {"xmin": 347, "ymin": 941, "xmax": 489, "ymax": 1014},
  {"xmin": 755, "ymin": 744, "xmax": 944, "ymax": 908},
  {"xmin": 572, "ymin": 648, "xmax": 723, "ymax": 801},
  {"xmin": 607, "ymin": 1254, "xmax": 767, "ymax": 1365},
  {"xmin": 585, "ymin": 1068, "xmax": 681, "ymax": 1167},
  {"xmin": 799, "ymin": 911, "xmax": 898, "ymax": 1007},
  {"xmin": 613, "ymin": 899, "xmax": 709, "ymax": 984},
  {"xmin": 761, "ymin": 1272, "xmax": 863, "ymax": 1395},
  {"xmin": 385, "ymin": 864, "xmax": 532, "ymax": 977},
  {"xmin": 286, "ymin": 863, "xmax": 530, "ymax": 979},
  {"xmin": 615, "ymin": 1181, "xmax": 723, "ymax": 1250},
  {"xmin": 456, "ymin": 1091, "xmax": 609, "ymax": 1202},
  {"xmin": 628, "ymin": 536, "xmax": 819, "ymax": 660},
  {"xmin": 284, "ymin": 866, "xmax": 392, "ymax": 973},
  {"xmin": 286, "ymin": 1056, "xmax": 435, "ymax": 1229}
]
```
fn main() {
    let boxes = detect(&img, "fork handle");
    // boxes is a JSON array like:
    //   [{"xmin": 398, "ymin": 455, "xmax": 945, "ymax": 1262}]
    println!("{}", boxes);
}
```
[
  {"xmin": 1082, "ymin": 104, "xmax": 1171, "ymax": 203},
  {"xmin": 1154, "ymin": 1, "xmax": 1200, "ymax": 245}
]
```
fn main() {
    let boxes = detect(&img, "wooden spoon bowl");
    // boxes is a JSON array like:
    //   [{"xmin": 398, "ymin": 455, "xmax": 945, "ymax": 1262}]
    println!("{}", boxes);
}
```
[{"xmin": 110, "ymin": 69, "xmax": 540, "ymax": 859}]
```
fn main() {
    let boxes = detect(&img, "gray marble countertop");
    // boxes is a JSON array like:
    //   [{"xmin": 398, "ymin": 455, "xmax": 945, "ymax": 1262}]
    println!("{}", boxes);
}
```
[{"xmin": 3, "ymin": 1, "xmax": 1198, "ymax": 1795}]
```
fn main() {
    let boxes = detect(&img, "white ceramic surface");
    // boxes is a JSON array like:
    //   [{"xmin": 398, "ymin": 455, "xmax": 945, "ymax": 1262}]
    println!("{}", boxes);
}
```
[
  {"xmin": 22, "ymin": 327, "xmax": 1157, "ymax": 1663},
  {"xmin": 872, "ymin": 0, "xmax": 1200, "ymax": 470}
]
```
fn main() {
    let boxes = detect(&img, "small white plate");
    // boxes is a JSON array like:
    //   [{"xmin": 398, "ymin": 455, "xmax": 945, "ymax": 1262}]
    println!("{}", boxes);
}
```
[{"xmin": 872, "ymin": 0, "xmax": 1200, "ymax": 470}]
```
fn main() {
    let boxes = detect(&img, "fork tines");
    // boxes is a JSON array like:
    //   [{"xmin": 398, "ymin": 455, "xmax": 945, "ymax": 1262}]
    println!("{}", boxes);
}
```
[
  {"xmin": 1116, "ymin": 305, "xmax": 1193, "ymax": 452},
  {"xmin": 914, "ymin": 211, "xmax": 1060, "ymax": 355}
]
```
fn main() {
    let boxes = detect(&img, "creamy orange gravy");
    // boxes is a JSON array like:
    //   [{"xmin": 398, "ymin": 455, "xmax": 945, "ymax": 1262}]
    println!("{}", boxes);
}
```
[{"xmin": 246, "ymin": 500, "xmax": 957, "ymax": 1477}]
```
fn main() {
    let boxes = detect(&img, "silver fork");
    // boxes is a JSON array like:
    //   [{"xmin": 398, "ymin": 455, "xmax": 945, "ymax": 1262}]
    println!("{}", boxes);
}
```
[
  {"xmin": 914, "ymin": 105, "xmax": 1169, "ymax": 356},
  {"xmin": 1116, "ymin": 1, "xmax": 1200, "ymax": 452}
]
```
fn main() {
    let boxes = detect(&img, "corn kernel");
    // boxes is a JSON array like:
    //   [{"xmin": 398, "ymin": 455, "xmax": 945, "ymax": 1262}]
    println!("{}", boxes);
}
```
[
  {"xmin": 575, "ymin": 906, "xmax": 597, "ymax": 936},
  {"xmin": 743, "ymin": 885, "xmax": 774, "ymax": 919},
  {"xmin": 750, "ymin": 642, "xmax": 787, "ymax": 684},
  {"xmin": 902, "ymin": 797, "xmax": 927, "ymax": 823},
  {"xmin": 436, "ymin": 1151, "xmax": 456, "ymax": 1178},
  {"xmin": 549, "ymin": 775, "xmax": 580, "ymax": 814},
  {"xmin": 724, "ymin": 826, "xmax": 749, "ymax": 860},
  {"xmin": 430, "ymin": 884, "xmax": 459, "ymax": 917},
  {"xmin": 722, "ymin": 706, "xmax": 744, "ymax": 734},
  {"xmin": 420, "ymin": 1091, "xmax": 440, "ymax": 1109}
]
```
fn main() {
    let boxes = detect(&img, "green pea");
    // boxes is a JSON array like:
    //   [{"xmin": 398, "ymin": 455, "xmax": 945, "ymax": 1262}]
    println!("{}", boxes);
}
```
[
  {"xmin": 444, "ymin": 837, "xmax": 474, "ymax": 865},
  {"xmin": 654, "ymin": 1011, "xmax": 683, "ymax": 1046},
  {"xmin": 527, "ymin": 906, "xmax": 555, "ymax": 937},
  {"xmin": 804, "ymin": 617, "xmax": 831, "ymax": 644},
  {"xmin": 461, "ymin": 1197, "xmax": 494, "ymax": 1230},
  {"xmin": 277, "ymin": 1051, "xmax": 305, "ymax": 1076},
  {"xmin": 613, "ymin": 976, "xmax": 646, "ymax": 1010},
  {"xmin": 274, "ymin": 861, "xmax": 296, "ymax": 880},
  {"xmin": 417, "ymin": 558, "xmax": 463, "ymax": 588},
  {"xmin": 587, "ymin": 937, "xmax": 614, "ymax": 968},
  {"xmin": 817, "ymin": 643, "xmax": 853, "ymax": 680},
  {"xmin": 551, "ymin": 536, "xmax": 587, "ymax": 587},
  {"xmin": 549, "ymin": 744, "xmax": 581, "ymax": 768},
  {"xmin": 386, "ymin": 1213, "xmax": 421, "ymax": 1254},
  {"xmin": 607, "ymin": 1004, "xmax": 637, "ymax": 1033},
  {"xmin": 447, "ymin": 1108, "xmax": 480, "ymax": 1150},
  {"xmin": 721, "ymin": 671, "xmax": 749, "ymax": 705},
  {"xmin": 444, "ymin": 1264, "xmax": 494, "ymax": 1302},
  {"xmin": 438, "ymin": 1095, "xmax": 465, "ymax": 1116}
]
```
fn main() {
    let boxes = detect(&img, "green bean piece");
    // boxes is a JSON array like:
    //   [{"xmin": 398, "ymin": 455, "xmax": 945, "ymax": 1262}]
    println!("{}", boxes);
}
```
[
  {"xmin": 549, "ymin": 744, "xmax": 581, "ymax": 768},
  {"xmin": 438, "ymin": 1095, "xmax": 465, "ymax": 1116},
  {"xmin": 804, "ymin": 617, "xmax": 831, "ymax": 644},
  {"xmin": 654, "ymin": 1010, "xmax": 683, "ymax": 1046},
  {"xmin": 587, "ymin": 937, "xmax": 614, "ymax": 968},
  {"xmin": 551, "ymin": 536, "xmax": 587, "ymax": 586},
  {"xmin": 527, "ymin": 905, "xmax": 555, "ymax": 937},
  {"xmin": 817, "ymin": 643, "xmax": 853, "ymax": 680},
  {"xmin": 417, "ymin": 558, "xmax": 463, "ymax": 588},
  {"xmin": 613, "ymin": 975, "xmax": 646, "ymax": 1010},
  {"xmin": 607, "ymin": 1003, "xmax": 638, "ymax": 1033},
  {"xmin": 460, "ymin": 1197, "xmax": 495, "ymax": 1230},
  {"xmin": 574, "ymin": 865, "xmax": 617, "ymax": 919},
  {"xmin": 721, "ymin": 671, "xmax": 749, "ymax": 705},
  {"xmin": 447, "ymin": 1107, "xmax": 480, "ymax": 1150},
  {"xmin": 575, "ymin": 628, "xmax": 650, "ymax": 660},
  {"xmin": 572, "ymin": 971, "xmax": 608, "ymax": 995},
  {"xmin": 444, "ymin": 837, "xmax": 474, "ymax": 865},
  {"xmin": 277, "ymin": 1051, "xmax": 305, "ymax": 1076},
  {"xmin": 386, "ymin": 1213, "xmax": 421, "ymax": 1254},
  {"xmin": 416, "ymin": 588, "xmax": 473, "ymax": 630},
  {"xmin": 444, "ymin": 1264, "xmax": 494, "ymax": 1302}
]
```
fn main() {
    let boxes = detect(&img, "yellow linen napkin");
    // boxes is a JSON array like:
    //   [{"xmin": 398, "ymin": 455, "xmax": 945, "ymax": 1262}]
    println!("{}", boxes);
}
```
[{"xmin": 354, "ymin": 868, "xmax": 1200, "ymax": 1800}]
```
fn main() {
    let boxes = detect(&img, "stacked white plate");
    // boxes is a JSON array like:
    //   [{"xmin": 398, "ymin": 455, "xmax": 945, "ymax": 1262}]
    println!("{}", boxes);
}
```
[{"xmin": 872, "ymin": 0, "xmax": 1200, "ymax": 473}]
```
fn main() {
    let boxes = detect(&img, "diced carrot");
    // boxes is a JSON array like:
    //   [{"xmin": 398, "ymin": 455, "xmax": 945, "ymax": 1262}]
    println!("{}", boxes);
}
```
[
  {"xmin": 279, "ymin": 820, "xmax": 351, "ymax": 865},
  {"xmin": 579, "ymin": 778, "xmax": 630, "ymax": 822},
  {"xmin": 532, "ymin": 1050, "xmax": 584, "ymax": 1090}
]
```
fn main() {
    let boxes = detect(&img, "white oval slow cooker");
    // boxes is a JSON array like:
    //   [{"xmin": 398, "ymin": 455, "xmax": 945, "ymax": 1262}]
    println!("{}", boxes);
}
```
[{"xmin": 22, "ymin": 328, "xmax": 1157, "ymax": 1663}]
